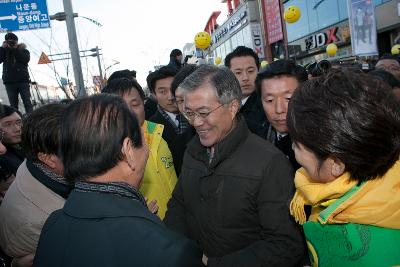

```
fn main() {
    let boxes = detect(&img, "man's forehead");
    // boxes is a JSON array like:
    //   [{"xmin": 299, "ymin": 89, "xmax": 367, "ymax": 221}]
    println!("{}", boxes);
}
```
[
  {"xmin": 155, "ymin": 76, "xmax": 174, "ymax": 88},
  {"xmin": 230, "ymin": 56, "xmax": 257, "ymax": 68},
  {"xmin": 377, "ymin": 59, "xmax": 400, "ymax": 67},
  {"xmin": 0, "ymin": 113, "xmax": 21, "ymax": 123},
  {"xmin": 184, "ymin": 86, "xmax": 219, "ymax": 108},
  {"xmin": 261, "ymin": 76, "xmax": 298, "ymax": 94}
]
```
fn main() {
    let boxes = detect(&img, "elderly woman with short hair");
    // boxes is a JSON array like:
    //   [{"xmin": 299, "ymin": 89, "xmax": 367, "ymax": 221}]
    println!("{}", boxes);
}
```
[{"xmin": 288, "ymin": 69, "xmax": 400, "ymax": 266}]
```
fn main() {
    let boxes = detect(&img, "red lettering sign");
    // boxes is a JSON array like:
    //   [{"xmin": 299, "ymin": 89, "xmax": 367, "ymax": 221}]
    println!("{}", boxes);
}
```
[
  {"xmin": 264, "ymin": 0, "xmax": 283, "ymax": 44},
  {"xmin": 326, "ymin": 27, "xmax": 338, "ymax": 44}
]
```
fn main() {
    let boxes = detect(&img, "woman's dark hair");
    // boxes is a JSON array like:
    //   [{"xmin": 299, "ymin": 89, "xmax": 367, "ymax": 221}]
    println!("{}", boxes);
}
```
[
  {"xmin": 171, "ymin": 64, "xmax": 198, "ymax": 96},
  {"xmin": 61, "ymin": 94, "xmax": 142, "ymax": 182},
  {"xmin": 102, "ymin": 77, "xmax": 145, "ymax": 101},
  {"xmin": 368, "ymin": 69, "xmax": 400, "ymax": 89},
  {"xmin": 287, "ymin": 69, "xmax": 400, "ymax": 182},
  {"xmin": 21, "ymin": 104, "xmax": 66, "ymax": 162},
  {"xmin": 224, "ymin": 46, "xmax": 260, "ymax": 70}
]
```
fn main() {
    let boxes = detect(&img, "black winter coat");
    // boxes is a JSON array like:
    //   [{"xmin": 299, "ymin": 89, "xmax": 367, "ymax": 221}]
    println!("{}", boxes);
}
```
[
  {"xmin": 240, "ymin": 91, "xmax": 269, "ymax": 136},
  {"xmin": 164, "ymin": 116, "xmax": 305, "ymax": 267},
  {"xmin": 34, "ymin": 190, "xmax": 203, "ymax": 267},
  {"xmin": 0, "ymin": 44, "xmax": 30, "ymax": 84}
]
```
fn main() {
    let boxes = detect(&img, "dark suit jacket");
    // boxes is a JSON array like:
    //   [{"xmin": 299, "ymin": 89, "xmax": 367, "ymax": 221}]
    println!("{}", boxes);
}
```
[
  {"xmin": 240, "ymin": 91, "xmax": 269, "ymax": 137},
  {"xmin": 149, "ymin": 110, "xmax": 194, "ymax": 176},
  {"xmin": 34, "ymin": 190, "xmax": 203, "ymax": 267}
]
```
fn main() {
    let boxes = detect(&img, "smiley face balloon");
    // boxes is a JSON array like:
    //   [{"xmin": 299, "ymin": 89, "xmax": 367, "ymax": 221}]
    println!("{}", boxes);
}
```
[
  {"xmin": 392, "ymin": 44, "xmax": 400, "ymax": 55},
  {"xmin": 194, "ymin": 31, "xmax": 211, "ymax": 50},
  {"xmin": 284, "ymin": 6, "xmax": 301, "ymax": 23}
]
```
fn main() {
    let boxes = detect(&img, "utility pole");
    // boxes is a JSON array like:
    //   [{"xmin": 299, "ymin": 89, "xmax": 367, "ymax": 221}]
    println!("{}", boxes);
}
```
[
  {"xmin": 63, "ymin": 0, "xmax": 86, "ymax": 97},
  {"xmin": 95, "ymin": 46, "xmax": 103, "ymax": 81}
]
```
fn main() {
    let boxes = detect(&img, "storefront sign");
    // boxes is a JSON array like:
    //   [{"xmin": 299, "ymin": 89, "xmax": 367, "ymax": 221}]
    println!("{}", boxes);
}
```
[
  {"xmin": 305, "ymin": 27, "xmax": 339, "ymax": 50},
  {"xmin": 214, "ymin": 10, "xmax": 247, "ymax": 43},
  {"xmin": 251, "ymin": 23, "xmax": 265, "ymax": 58},
  {"xmin": 288, "ymin": 22, "xmax": 351, "ymax": 59},
  {"xmin": 264, "ymin": 0, "xmax": 283, "ymax": 44}
]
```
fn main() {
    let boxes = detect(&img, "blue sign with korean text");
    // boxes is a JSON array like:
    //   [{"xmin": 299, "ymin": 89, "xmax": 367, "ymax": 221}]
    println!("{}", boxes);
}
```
[{"xmin": 0, "ymin": 0, "xmax": 50, "ymax": 33}]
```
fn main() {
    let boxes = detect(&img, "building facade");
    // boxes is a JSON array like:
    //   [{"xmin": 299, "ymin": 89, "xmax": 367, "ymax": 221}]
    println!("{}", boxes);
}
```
[
  {"xmin": 282, "ymin": 0, "xmax": 399, "ymax": 65},
  {"xmin": 203, "ymin": 0, "xmax": 266, "ymax": 64}
]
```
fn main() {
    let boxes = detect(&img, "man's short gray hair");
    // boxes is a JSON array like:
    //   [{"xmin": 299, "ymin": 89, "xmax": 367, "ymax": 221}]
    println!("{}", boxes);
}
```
[{"xmin": 179, "ymin": 64, "xmax": 242, "ymax": 105}]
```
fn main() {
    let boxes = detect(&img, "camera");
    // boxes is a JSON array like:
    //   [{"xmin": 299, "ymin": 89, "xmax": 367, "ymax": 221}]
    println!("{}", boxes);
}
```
[
  {"xmin": 307, "ymin": 60, "xmax": 332, "ymax": 78},
  {"xmin": 6, "ymin": 40, "xmax": 17, "ymax": 47}
]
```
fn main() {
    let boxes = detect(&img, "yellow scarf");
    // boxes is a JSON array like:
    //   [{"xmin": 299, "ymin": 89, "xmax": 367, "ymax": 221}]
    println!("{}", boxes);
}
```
[{"xmin": 290, "ymin": 160, "xmax": 400, "ymax": 229}]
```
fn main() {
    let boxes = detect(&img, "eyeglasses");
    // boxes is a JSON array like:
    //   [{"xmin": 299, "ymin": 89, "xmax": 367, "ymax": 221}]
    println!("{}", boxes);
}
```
[
  {"xmin": 183, "ymin": 104, "xmax": 224, "ymax": 122},
  {"xmin": 1, "ymin": 120, "xmax": 22, "ymax": 130}
]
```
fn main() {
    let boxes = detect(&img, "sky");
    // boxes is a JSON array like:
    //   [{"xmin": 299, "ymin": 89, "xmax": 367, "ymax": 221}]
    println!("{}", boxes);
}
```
[{"xmin": 1, "ymin": 0, "xmax": 228, "ymax": 90}]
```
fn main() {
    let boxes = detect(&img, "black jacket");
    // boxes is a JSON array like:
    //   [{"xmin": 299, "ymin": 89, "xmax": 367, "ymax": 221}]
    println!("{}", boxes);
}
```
[
  {"xmin": 34, "ymin": 189, "xmax": 203, "ymax": 267},
  {"xmin": 149, "ymin": 110, "xmax": 195, "ymax": 176},
  {"xmin": 164, "ymin": 116, "xmax": 304, "ymax": 267},
  {"xmin": 167, "ymin": 58, "xmax": 182, "ymax": 70},
  {"xmin": 240, "ymin": 91, "xmax": 269, "ymax": 137},
  {"xmin": 252, "ymin": 124, "xmax": 301, "ymax": 171},
  {"xmin": 144, "ymin": 96, "xmax": 158, "ymax": 120},
  {"xmin": 0, "ymin": 145, "xmax": 25, "ymax": 176},
  {"xmin": 0, "ymin": 44, "xmax": 30, "ymax": 84}
]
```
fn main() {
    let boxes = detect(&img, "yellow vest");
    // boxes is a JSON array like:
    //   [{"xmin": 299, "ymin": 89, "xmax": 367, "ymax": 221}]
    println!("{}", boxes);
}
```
[{"xmin": 140, "ymin": 120, "xmax": 177, "ymax": 219}]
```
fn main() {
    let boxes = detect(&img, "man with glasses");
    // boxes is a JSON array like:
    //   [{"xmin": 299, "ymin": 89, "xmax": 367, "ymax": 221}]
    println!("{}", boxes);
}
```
[
  {"xmin": 0, "ymin": 105, "xmax": 24, "ymax": 176},
  {"xmin": 164, "ymin": 65, "xmax": 304, "ymax": 267}
]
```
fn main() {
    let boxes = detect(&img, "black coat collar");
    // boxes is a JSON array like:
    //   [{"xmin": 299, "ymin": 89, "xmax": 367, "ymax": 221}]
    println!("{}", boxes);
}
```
[{"xmin": 63, "ymin": 190, "xmax": 162, "ymax": 225}]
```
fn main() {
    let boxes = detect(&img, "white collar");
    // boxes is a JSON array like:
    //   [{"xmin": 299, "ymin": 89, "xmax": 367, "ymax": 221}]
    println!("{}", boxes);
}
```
[{"xmin": 241, "ymin": 96, "xmax": 250, "ymax": 106}]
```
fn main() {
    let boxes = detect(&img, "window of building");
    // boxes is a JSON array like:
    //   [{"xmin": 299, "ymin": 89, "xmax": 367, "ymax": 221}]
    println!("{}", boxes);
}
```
[
  {"xmin": 338, "ymin": 0, "xmax": 348, "ymax": 21},
  {"xmin": 314, "ymin": 0, "xmax": 340, "ymax": 28},
  {"xmin": 285, "ymin": 0, "xmax": 310, "ymax": 41},
  {"xmin": 285, "ymin": 0, "xmax": 385, "ymax": 42}
]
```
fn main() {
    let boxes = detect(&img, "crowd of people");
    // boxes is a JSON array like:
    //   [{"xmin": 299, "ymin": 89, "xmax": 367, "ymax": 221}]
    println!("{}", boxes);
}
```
[{"xmin": 0, "ymin": 41, "xmax": 399, "ymax": 267}]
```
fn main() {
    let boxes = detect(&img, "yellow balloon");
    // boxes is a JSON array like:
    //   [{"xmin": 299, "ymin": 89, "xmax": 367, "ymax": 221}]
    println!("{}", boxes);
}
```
[
  {"xmin": 214, "ymin": 56, "xmax": 222, "ymax": 65},
  {"xmin": 326, "ymin": 43, "xmax": 338, "ymax": 56},
  {"xmin": 391, "ymin": 44, "xmax": 400, "ymax": 55},
  {"xmin": 284, "ymin": 6, "xmax": 301, "ymax": 23},
  {"xmin": 194, "ymin": 31, "xmax": 211, "ymax": 50},
  {"xmin": 260, "ymin": 60, "xmax": 269, "ymax": 69}
]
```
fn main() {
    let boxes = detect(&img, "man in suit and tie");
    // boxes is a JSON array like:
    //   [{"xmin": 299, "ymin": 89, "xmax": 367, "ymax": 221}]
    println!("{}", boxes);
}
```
[
  {"xmin": 147, "ymin": 66, "xmax": 191, "ymax": 175},
  {"xmin": 255, "ymin": 59, "xmax": 308, "ymax": 170}
]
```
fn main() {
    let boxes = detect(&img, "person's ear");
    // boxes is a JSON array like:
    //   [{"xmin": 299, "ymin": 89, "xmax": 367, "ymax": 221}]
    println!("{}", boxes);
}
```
[
  {"xmin": 329, "ymin": 157, "xmax": 345, "ymax": 178},
  {"xmin": 229, "ymin": 99, "xmax": 240, "ymax": 120},
  {"xmin": 121, "ymin": 137, "xmax": 135, "ymax": 171},
  {"xmin": 37, "ymin": 153, "xmax": 58, "ymax": 170}
]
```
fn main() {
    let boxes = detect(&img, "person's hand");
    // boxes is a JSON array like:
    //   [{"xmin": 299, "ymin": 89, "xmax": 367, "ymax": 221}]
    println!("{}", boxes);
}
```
[
  {"xmin": 145, "ymin": 198, "xmax": 159, "ymax": 214},
  {"xmin": 202, "ymin": 254, "xmax": 208, "ymax": 266},
  {"xmin": 2, "ymin": 41, "xmax": 8, "ymax": 48},
  {"xmin": 11, "ymin": 254, "xmax": 34, "ymax": 267}
]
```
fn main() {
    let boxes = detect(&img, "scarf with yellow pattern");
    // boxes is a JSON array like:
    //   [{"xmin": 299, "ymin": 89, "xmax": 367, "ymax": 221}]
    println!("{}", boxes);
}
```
[{"xmin": 290, "ymin": 160, "xmax": 400, "ymax": 229}]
